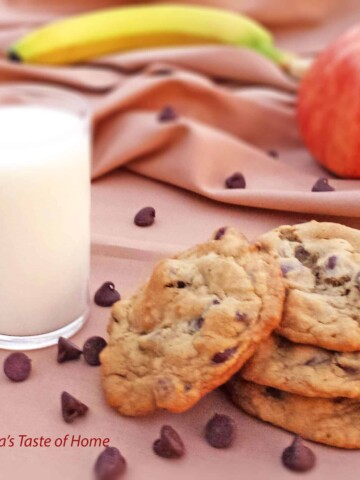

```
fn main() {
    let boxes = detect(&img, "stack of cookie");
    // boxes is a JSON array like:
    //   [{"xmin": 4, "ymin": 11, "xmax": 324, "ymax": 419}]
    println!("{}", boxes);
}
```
[
  {"xmin": 227, "ymin": 221, "xmax": 360, "ymax": 449},
  {"xmin": 100, "ymin": 220, "xmax": 360, "ymax": 449}
]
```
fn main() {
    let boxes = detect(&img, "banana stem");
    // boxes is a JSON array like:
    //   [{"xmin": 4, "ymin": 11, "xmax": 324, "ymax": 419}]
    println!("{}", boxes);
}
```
[
  {"xmin": 285, "ymin": 56, "xmax": 314, "ymax": 79},
  {"xmin": 255, "ymin": 42, "xmax": 314, "ymax": 79}
]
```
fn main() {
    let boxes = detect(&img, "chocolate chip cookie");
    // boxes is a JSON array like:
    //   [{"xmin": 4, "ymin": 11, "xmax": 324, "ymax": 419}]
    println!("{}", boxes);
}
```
[
  {"xmin": 257, "ymin": 221, "xmax": 360, "ymax": 352},
  {"xmin": 100, "ymin": 227, "xmax": 285, "ymax": 416},
  {"xmin": 242, "ymin": 334, "xmax": 360, "ymax": 399},
  {"xmin": 227, "ymin": 378, "xmax": 360, "ymax": 449}
]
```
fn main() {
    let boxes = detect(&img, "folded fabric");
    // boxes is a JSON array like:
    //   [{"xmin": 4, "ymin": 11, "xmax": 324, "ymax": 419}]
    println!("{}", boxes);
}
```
[
  {"xmin": 0, "ymin": 0, "xmax": 340, "ymax": 27},
  {"xmin": 0, "ymin": 0, "xmax": 359, "ymax": 217}
]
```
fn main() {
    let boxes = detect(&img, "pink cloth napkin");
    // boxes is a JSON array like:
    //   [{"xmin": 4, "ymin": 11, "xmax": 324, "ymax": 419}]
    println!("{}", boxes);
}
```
[{"xmin": 0, "ymin": 0, "xmax": 359, "ymax": 218}]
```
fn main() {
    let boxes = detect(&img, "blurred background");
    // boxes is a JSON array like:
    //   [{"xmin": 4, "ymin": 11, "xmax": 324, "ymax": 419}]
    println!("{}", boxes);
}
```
[{"xmin": 2, "ymin": 0, "xmax": 360, "ymax": 55}]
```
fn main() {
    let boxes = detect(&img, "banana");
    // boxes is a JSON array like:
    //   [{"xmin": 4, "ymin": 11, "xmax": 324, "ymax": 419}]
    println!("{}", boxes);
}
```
[{"xmin": 8, "ymin": 4, "xmax": 291, "ymax": 66}]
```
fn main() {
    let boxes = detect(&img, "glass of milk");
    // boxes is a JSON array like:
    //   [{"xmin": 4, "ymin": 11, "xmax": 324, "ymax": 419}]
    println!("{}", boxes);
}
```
[{"xmin": 0, "ymin": 84, "xmax": 91, "ymax": 350}]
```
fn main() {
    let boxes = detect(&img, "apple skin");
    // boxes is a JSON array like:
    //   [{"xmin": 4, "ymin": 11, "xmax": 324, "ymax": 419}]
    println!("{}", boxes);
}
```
[{"xmin": 298, "ymin": 26, "xmax": 360, "ymax": 178}]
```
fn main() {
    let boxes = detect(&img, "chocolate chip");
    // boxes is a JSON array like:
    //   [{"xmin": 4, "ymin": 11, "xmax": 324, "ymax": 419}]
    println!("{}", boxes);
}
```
[
  {"xmin": 325, "ymin": 275, "xmax": 351, "ymax": 287},
  {"xmin": 314, "ymin": 269, "xmax": 321, "ymax": 283},
  {"xmin": 282, "ymin": 436, "xmax": 316, "ymax": 472},
  {"xmin": 149, "ymin": 68, "xmax": 173, "ymax": 76},
  {"xmin": 355, "ymin": 272, "xmax": 360, "ymax": 290},
  {"xmin": 281, "ymin": 264, "xmax": 293, "ymax": 277},
  {"xmin": 188, "ymin": 317, "xmax": 204, "ymax": 334},
  {"xmin": 165, "ymin": 280, "xmax": 187, "ymax": 289},
  {"xmin": 57, "ymin": 337, "xmax": 82, "ymax": 363},
  {"xmin": 205, "ymin": 414, "xmax": 235, "ymax": 449},
  {"xmin": 61, "ymin": 391, "xmax": 88, "ymax": 423},
  {"xmin": 194, "ymin": 317, "xmax": 205, "ymax": 329},
  {"xmin": 312, "ymin": 177, "xmax": 335, "ymax": 192},
  {"xmin": 3, "ymin": 352, "xmax": 31, "ymax": 382},
  {"xmin": 338, "ymin": 364, "xmax": 358, "ymax": 375},
  {"xmin": 294, "ymin": 245, "xmax": 310, "ymax": 263},
  {"xmin": 304, "ymin": 357, "xmax": 318, "ymax": 366},
  {"xmin": 225, "ymin": 172, "xmax": 246, "ymax": 189},
  {"xmin": 158, "ymin": 106, "xmax": 178, "ymax": 122},
  {"xmin": 94, "ymin": 282, "xmax": 121, "ymax": 307},
  {"xmin": 83, "ymin": 336, "xmax": 107, "ymax": 366},
  {"xmin": 335, "ymin": 359, "xmax": 359, "ymax": 375},
  {"xmin": 268, "ymin": 149, "xmax": 279, "ymax": 158},
  {"xmin": 279, "ymin": 229, "xmax": 300, "ymax": 242},
  {"xmin": 214, "ymin": 227, "xmax": 227, "ymax": 240},
  {"xmin": 153, "ymin": 425, "xmax": 185, "ymax": 459},
  {"xmin": 7, "ymin": 50, "xmax": 22, "ymax": 62},
  {"xmin": 304, "ymin": 356, "xmax": 329, "ymax": 367},
  {"xmin": 94, "ymin": 446, "xmax": 126, "ymax": 480},
  {"xmin": 275, "ymin": 336, "xmax": 291, "ymax": 349},
  {"xmin": 212, "ymin": 347, "xmax": 237, "ymax": 364},
  {"xmin": 212, "ymin": 299, "xmax": 221, "ymax": 305},
  {"xmin": 326, "ymin": 255, "xmax": 337, "ymax": 270},
  {"xmin": 265, "ymin": 386, "xmax": 284, "ymax": 400},
  {"xmin": 134, "ymin": 207, "xmax": 156, "ymax": 227},
  {"xmin": 235, "ymin": 311, "xmax": 248, "ymax": 322},
  {"xmin": 155, "ymin": 377, "xmax": 174, "ymax": 398}
]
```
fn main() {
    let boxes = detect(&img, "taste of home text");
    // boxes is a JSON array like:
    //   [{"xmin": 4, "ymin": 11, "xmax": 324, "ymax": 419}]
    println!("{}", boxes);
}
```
[{"xmin": 0, "ymin": 435, "xmax": 110, "ymax": 448}]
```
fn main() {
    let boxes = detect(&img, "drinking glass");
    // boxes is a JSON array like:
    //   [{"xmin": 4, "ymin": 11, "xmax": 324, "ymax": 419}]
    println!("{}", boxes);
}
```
[{"xmin": 0, "ymin": 84, "xmax": 91, "ymax": 350}]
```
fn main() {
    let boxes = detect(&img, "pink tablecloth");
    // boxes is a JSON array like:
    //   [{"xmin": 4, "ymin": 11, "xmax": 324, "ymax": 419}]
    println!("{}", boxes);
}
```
[
  {"xmin": 0, "ymin": 171, "xmax": 357, "ymax": 480},
  {"xmin": 1, "ymin": 0, "xmax": 360, "ymax": 218},
  {"xmin": 1, "ymin": 1, "xmax": 360, "ymax": 478}
]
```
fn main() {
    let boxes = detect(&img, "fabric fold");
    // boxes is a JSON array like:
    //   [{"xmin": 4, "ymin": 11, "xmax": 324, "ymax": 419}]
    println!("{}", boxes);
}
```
[{"xmin": 0, "ymin": 0, "xmax": 360, "ymax": 217}]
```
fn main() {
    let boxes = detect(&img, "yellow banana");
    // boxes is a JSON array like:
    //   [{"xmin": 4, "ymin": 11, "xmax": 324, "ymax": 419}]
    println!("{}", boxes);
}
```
[{"xmin": 8, "ymin": 4, "xmax": 291, "ymax": 66}]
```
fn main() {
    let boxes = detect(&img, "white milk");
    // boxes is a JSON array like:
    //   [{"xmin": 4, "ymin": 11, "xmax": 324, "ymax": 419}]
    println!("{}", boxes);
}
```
[{"xmin": 0, "ymin": 106, "xmax": 90, "ymax": 336}]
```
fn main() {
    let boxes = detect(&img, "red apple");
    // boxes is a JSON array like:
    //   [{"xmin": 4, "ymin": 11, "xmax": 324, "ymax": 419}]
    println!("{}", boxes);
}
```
[{"xmin": 298, "ymin": 25, "xmax": 360, "ymax": 178}]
